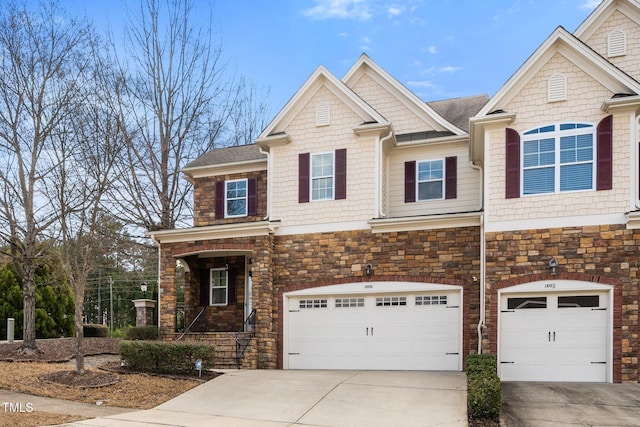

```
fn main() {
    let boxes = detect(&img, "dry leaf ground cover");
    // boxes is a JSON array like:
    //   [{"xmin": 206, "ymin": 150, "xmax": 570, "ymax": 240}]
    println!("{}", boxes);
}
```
[{"xmin": 0, "ymin": 338, "xmax": 215, "ymax": 427}]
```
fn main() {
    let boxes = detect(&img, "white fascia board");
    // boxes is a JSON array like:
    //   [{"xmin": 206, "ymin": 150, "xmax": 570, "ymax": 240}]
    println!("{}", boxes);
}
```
[
  {"xmin": 343, "ymin": 54, "xmax": 465, "ymax": 136},
  {"xmin": 183, "ymin": 159, "xmax": 267, "ymax": 180},
  {"xmin": 147, "ymin": 221, "xmax": 275, "ymax": 244},
  {"xmin": 575, "ymin": 0, "xmax": 640, "ymax": 39},
  {"xmin": 258, "ymin": 65, "xmax": 386, "ymax": 139},
  {"xmin": 395, "ymin": 134, "xmax": 469, "ymax": 149},
  {"xmin": 626, "ymin": 211, "xmax": 640, "ymax": 229},
  {"xmin": 286, "ymin": 281, "xmax": 462, "ymax": 297},
  {"xmin": 477, "ymin": 27, "xmax": 640, "ymax": 117},
  {"xmin": 369, "ymin": 212, "xmax": 481, "ymax": 234},
  {"xmin": 273, "ymin": 221, "xmax": 370, "ymax": 236},
  {"xmin": 601, "ymin": 95, "xmax": 640, "ymax": 112},
  {"xmin": 469, "ymin": 113, "xmax": 517, "ymax": 166},
  {"xmin": 255, "ymin": 133, "xmax": 292, "ymax": 151}
]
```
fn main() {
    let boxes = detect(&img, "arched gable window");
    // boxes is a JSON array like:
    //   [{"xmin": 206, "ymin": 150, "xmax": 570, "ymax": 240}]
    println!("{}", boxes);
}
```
[
  {"xmin": 316, "ymin": 102, "xmax": 330, "ymax": 126},
  {"xmin": 608, "ymin": 30, "xmax": 626, "ymax": 57},
  {"xmin": 548, "ymin": 73, "xmax": 567, "ymax": 103}
]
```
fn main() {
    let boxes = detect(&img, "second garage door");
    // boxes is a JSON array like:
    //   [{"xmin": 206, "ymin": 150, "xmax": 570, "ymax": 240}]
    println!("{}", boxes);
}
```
[{"xmin": 284, "ymin": 282, "xmax": 462, "ymax": 371}]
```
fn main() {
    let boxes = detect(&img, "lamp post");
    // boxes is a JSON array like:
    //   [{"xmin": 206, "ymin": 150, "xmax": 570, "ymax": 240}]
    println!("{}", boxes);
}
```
[{"xmin": 140, "ymin": 282, "xmax": 148, "ymax": 299}]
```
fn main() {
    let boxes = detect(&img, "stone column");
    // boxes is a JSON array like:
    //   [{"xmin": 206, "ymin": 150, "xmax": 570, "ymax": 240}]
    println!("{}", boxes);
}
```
[{"xmin": 132, "ymin": 299, "xmax": 157, "ymax": 327}]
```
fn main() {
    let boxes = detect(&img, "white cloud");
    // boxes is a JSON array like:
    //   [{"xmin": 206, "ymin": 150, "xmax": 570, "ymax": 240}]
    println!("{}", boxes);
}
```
[
  {"xmin": 301, "ymin": 0, "xmax": 372, "ymax": 21},
  {"xmin": 425, "ymin": 45, "xmax": 437, "ymax": 54},
  {"xmin": 440, "ymin": 65, "xmax": 462, "ymax": 73},
  {"xmin": 579, "ymin": 0, "xmax": 601, "ymax": 10},
  {"xmin": 388, "ymin": 5, "xmax": 403, "ymax": 17},
  {"xmin": 407, "ymin": 80, "xmax": 436, "ymax": 89}
]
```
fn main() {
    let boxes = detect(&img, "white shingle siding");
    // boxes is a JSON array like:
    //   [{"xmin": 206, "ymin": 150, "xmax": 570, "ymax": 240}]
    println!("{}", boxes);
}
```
[
  {"xmin": 486, "ymin": 54, "xmax": 630, "ymax": 225},
  {"xmin": 387, "ymin": 140, "xmax": 481, "ymax": 217},
  {"xmin": 270, "ymin": 86, "xmax": 377, "ymax": 227}
]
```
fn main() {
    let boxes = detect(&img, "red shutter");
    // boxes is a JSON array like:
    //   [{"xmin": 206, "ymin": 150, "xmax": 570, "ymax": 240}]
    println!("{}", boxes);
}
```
[
  {"xmin": 597, "ymin": 115, "xmax": 613, "ymax": 191},
  {"xmin": 445, "ymin": 156, "xmax": 457, "ymax": 199},
  {"xmin": 404, "ymin": 161, "xmax": 416, "ymax": 203},
  {"xmin": 335, "ymin": 148, "xmax": 347, "ymax": 200},
  {"xmin": 215, "ymin": 180, "xmax": 225, "ymax": 219},
  {"xmin": 505, "ymin": 128, "xmax": 521, "ymax": 199},
  {"xmin": 247, "ymin": 178, "xmax": 257, "ymax": 216},
  {"xmin": 299, "ymin": 153, "xmax": 310, "ymax": 203}
]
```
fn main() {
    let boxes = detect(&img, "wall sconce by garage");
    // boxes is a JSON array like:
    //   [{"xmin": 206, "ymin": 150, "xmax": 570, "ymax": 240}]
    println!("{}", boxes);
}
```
[
  {"xmin": 548, "ymin": 258, "xmax": 558, "ymax": 275},
  {"xmin": 365, "ymin": 264, "xmax": 373, "ymax": 276},
  {"xmin": 140, "ymin": 282, "xmax": 148, "ymax": 299}
]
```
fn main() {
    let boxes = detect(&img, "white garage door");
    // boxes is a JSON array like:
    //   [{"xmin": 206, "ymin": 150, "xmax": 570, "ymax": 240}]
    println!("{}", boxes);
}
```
[
  {"xmin": 500, "ymin": 290, "xmax": 609, "ymax": 382},
  {"xmin": 285, "ymin": 282, "xmax": 461, "ymax": 371}
]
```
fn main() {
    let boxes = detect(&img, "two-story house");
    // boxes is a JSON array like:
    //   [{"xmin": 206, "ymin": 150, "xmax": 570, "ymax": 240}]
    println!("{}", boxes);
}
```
[
  {"xmin": 149, "ymin": 0, "xmax": 640, "ymax": 383},
  {"xmin": 149, "ymin": 54, "xmax": 486, "ymax": 371}
]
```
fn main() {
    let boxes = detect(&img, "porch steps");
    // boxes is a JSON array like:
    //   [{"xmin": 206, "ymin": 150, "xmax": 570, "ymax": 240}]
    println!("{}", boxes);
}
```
[{"xmin": 167, "ymin": 332, "xmax": 257, "ymax": 369}]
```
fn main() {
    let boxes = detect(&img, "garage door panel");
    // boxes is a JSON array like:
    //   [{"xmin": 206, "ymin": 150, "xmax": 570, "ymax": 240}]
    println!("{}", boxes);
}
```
[
  {"xmin": 499, "ymin": 290, "xmax": 608, "ymax": 382},
  {"xmin": 286, "ymin": 288, "xmax": 461, "ymax": 371}
]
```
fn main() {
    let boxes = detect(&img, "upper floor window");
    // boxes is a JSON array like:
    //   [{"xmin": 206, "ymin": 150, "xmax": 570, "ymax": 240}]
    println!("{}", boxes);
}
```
[
  {"xmin": 299, "ymin": 149, "xmax": 347, "ymax": 203},
  {"xmin": 522, "ymin": 123, "xmax": 594, "ymax": 195},
  {"xmin": 225, "ymin": 179, "xmax": 247, "ymax": 217},
  {"xmin": 210, "ymin": 268, "xmax": 228, "ymax": 306},
  {"xmin": 417, "ymin": 159, "xmax": 444, "ymax": 200},
  {"xmin": 214, "ymin": 178, "xmax": 257, "ymax": 219},
  {"xmin": 311, "ymin": 152, "xmax": 334, "ymax": 201}
]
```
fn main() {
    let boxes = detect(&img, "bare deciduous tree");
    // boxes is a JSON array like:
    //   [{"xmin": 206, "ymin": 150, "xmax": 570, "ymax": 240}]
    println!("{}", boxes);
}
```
[
  {"xmin": 112, "ymin": 0, "xmax": 233, "ymax": 231},
  {"xmin": 0, "ymin": 1, "xmax": 100, "ymax": 354}
]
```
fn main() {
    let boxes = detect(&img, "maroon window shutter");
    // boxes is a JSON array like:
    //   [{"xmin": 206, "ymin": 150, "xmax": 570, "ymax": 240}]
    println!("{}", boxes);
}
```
[
  {"xmin": 505, "ymin": 128, "xmax": 521, "ymax": 199},
  {"xmin": 299, "ymin": 153, "xmax": 310, "ymax": 203},
  {"xmin": 404, "ymin": 161, "xmax": 416, "ymax": 203},
  {"xmin": 247, "ymin": 178, "xmax": 257, "ymax": 216},
  {"xmin": 335, "ymin": 148, "xmax": 347, "ymax": 200},
  {"xmin": 445, "ymin": 156, "xmax": 457, "ymax": 199},
  {"xmin": 215, "ymin": 180, "xmax": 225, "ymax": 219},
  {"xmin": 200, "ymin": 269, "xmax": 209, "ymax": 307},
  {"xmin": 228, "ymin": 268, "xmax": 237, "ymax": 305},
  {"xmin": 597, "ymin": 115, "xmax": 613, "ymax": 191}
]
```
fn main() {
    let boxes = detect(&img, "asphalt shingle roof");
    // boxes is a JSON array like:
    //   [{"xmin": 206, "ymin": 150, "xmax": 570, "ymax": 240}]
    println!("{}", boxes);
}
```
[{"xmin": 184, "ymin": 144, "xmax": 266, "ymax": 169}]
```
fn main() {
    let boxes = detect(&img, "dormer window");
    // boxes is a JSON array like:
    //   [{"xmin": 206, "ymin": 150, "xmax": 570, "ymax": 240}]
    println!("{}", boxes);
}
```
[
  {"xmin": 548, "ymin": 74, "xmax": 567, "ymax": 103},
  {"xmin": 608, "ymin": 30, "xmax": 626, "ymax": 57},
  {"xmin": 316, "ymin": 102, "xmax": 330, "ymax": 126}
]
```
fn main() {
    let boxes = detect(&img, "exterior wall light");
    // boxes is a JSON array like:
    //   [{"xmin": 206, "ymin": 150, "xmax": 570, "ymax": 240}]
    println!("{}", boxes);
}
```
[
  {"xmin": 365, "ymin": 264, "xmax": 373, "ymax": 276},
  {"xmin": 549, "ymin": 259, "xmax": 558, "ymax": 275}
]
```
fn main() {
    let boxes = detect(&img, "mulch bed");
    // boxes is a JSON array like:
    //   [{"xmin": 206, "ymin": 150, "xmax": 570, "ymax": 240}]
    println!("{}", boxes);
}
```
[{"xmin": 38, "ymin": 370, "xmax": 120, "ymax": 388}]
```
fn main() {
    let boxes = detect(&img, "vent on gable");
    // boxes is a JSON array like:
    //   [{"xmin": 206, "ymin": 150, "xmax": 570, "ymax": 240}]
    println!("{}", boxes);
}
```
[
  {"xmin": 316, "ymin": 102, "xmax": 330, "ymax": 126},
  {"xmin": 608, "ymin": 30, "xmax": 626, "ymax": 57},
  {"xmin": 548, "ymin": 73, "xmax": 567, "ymax": 103}
]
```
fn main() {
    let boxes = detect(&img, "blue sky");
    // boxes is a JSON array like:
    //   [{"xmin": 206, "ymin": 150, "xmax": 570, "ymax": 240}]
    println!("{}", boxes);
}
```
[{"xmin": 65, "ymin": 0, "xmax": 601, "ymax": 122}]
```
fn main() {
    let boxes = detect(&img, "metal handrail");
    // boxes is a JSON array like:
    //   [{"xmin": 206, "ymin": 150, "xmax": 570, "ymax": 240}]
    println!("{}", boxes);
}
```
[
  {"xmin": 235, "ymin": 309, "xmax": 257, "ymax": 367},
  {"xmin": 176, "ymin": 306, "xmax": 207, "ymax": 341}
]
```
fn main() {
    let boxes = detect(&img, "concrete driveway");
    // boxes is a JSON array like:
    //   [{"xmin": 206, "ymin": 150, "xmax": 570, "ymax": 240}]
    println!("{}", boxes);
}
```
[
  {"xmin": 65, "ymin": 370, "xmax": 467, "ymax": 427},
  {"xmin": 501, "ymin": 382, "xmax": 640, "ymax": 426}
]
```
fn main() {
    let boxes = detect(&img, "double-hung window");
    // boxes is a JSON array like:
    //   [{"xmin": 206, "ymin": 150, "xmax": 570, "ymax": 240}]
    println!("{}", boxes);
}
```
[
  {"xmin": 417, "ymin": 159, "xmax": 444, "ymax": 200},
  {"xmin": 311, "ymin": 152, "xmax": 334, "ymax": 201},
  {"xmin": 225, "ymin": 179, "xmax": 247, "ymax": 217},
  {"xmin": 210, "ymin": 268, "xmax": 228, "ymax": 306},
  {"xmin": 522, "ymin": 123, "xmax": 594, "ymax": 195}
]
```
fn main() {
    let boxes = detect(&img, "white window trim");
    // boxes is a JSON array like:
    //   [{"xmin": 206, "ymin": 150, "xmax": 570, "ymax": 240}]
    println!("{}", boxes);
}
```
[
  {"xmin": 310, "ymin": 151, "xmax": 335, "ymax": 202},
  {"xmin": 210, "ymin": 267, "xmax": 228, "ymax": 306},
  {"xmin": 225, "ymin": 178, "xmax": 248, "ymax": 218},
  {"xmin": 416, "ymin": 158, "xmax": 445, "ymax": 202},
  {"xmin": 521, "ymin": 123, "xmax": 595, "ymax": 196}
]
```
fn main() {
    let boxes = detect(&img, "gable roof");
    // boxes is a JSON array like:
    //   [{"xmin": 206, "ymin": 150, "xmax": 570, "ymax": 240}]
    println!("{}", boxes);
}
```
[
  {"xmin": 428, "ymin": 95, "xmax": 488, "ymax": 133},
  {"xmin": 575, "ymin": 0, "xmax": 640, "ymax": 40},
  {"xmin": 342, "ymin": 54, "xmax": 468, "ymax": 136},
  {"xmin": 476, "ymin": 26, "xmax": 640, "ymax": 117},
  {"xmin": 184, "ymin": 144, "xmax": 266, "ymax": 170},
  {"xmin": 257, "ymin": 64, "xmax": 388, "ymax": 140}
]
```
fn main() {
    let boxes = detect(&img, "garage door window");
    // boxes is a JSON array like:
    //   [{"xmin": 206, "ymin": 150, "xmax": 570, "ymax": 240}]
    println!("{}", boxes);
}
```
[
  {"xmin": 299, "ymin": 299, "xmax": 327, "ymax": 309},
  {"xmin": 558, "ymin": 295, "xmax": 599, "ymax": 308},
  {"xmin": 507, "ymin": 296, "xmax": 547, "ymax": 309},
  {"xmin": 335, "ymin": 298, "xmax": 365, "ymax": 308},
  {"xmin": 376, "ymin": 296, "xmax": 407, "ymax": 306},
  {"xmin": 416, "ymin": 295, "xmax": 447, "ymax": 306}
]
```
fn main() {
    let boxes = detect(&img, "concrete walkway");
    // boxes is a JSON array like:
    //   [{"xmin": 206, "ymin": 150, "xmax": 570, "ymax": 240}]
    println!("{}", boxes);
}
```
[{"xmin": 59, "ymin": 370, "xmax": 468, "ymax": 427}]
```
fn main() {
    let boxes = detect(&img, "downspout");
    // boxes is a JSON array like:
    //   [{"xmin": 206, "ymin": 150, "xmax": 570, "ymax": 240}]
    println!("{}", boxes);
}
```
[
  {"xmin": 258, "ymin": 145, "xmax": 271, "ymax": 220},
  {"xmin": 378, "ymin": 128, "xmax": 394, "ymax": 218},
  {"xmin": 469, "ymin": 160, "xmax": 485, "ymax": 354}
]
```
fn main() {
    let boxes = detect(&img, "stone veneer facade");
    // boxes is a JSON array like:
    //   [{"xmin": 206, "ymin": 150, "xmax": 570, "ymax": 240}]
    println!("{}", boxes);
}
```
[{"xmin": 484, "ymin": 224, "xmax": 639, "ymax": 382}]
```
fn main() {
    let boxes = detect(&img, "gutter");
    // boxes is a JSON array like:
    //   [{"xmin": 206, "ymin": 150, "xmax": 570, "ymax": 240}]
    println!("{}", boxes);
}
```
[{"xmin": 469, "ymin": 156, "xmax": 485, "ymax": 354}]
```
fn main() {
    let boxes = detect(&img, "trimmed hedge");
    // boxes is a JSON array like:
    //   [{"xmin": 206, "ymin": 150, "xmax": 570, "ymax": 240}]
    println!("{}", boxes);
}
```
[
  {"xmin": 126, "ymin": 326, "xmax": 159, "ymax": 341},
  {"xmin": 83, "ymin": 324, "xmax": 109, "ymax": 337},
  {"xmin": 119, "ymin": 340, "xmax": 215, "ymax": 375},
  {"xmin": 466, "ymin": 354, "xmax": 501, "ymax": 421}
]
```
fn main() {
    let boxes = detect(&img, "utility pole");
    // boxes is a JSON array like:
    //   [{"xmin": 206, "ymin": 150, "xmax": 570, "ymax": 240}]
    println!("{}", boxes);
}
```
[{"xmin": 109, "ymin": 276, "xmax": 114, "ymax": 336}]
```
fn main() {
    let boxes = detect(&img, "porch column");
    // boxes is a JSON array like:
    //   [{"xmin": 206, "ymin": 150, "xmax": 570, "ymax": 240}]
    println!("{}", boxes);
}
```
[{"xmin": 133, "ymin": 299, "xmax": 157, "ymax": 327}]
